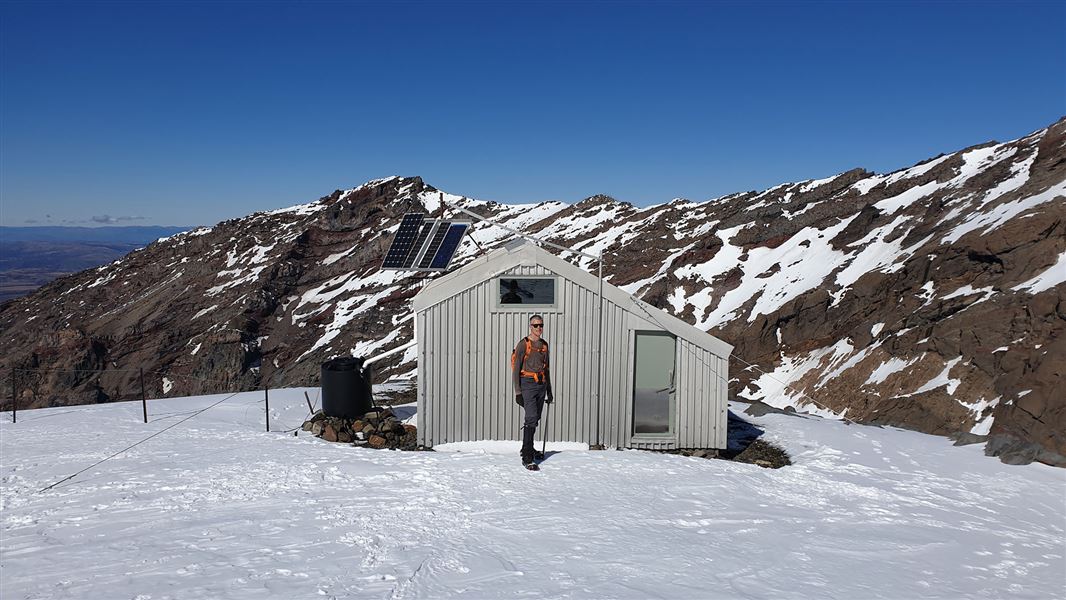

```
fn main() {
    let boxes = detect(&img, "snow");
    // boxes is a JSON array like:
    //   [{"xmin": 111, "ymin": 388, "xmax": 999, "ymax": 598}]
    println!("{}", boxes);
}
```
[
  {"xmin": 883, "ymin": 154, "xmax": 953, "ymax": 186},
  {"xmin": 192, "ymin": 304, "xmax": 218, "ymax": 320},
  {"xmin": 834, "ymin": 216, "xmax": 932, "ymax": 291},
  {"xmin": 904, "ymin": 357, "xmax": 964, "ymax": 397},
  {"xmin": 852, "ymin": 174, "xmax": 888, "ymax": 195},
  {"xmin": 434, "ymin": 440, "xmax": 589, "ymax": 454},
  {"xmin": 681, "ymin": 217, "xmax": 858, "ymax": 327},
  {"xmin": 958, "ymin": 396, "xmax": 1000, "ymax": 435},
  {"xmin": 1012, "ymin": 250, "xmax": 1066, "ymax": 294},
  {"xmin": 349, "ymin": 328, "xmax": 404, "ymax": 361},
  {"xmin": 265, "ymin": 196, "xmax": 331, "ymax": 217},
  {"xmin": 976, "ymin": 149, "xmax": 1037, "ymax": 209},
  {"xmin": 162, "ymin": 377, "xmax": 174, "ymax": 395},
  {"xmin": 84, "ymin": 267, "xmax": 121, "ymax": 290},
  {"xmin": 943, "ymin": 179, "xmax": 1066, "ymax": 244},
  {"xmin": 942, "ymin": 284, "xmax": 996, "ymax": 303},
  {"xmin": 2, "ymin": 392, "xmax": 1063, "ymax": 599},
  {"xmin": 952, "ymin": 145, "xmax": 1015, "ymax": 187},
  {"xmin": 798, "ymin": 173, "xmax": 839, "ymax": 193},
  {"xmin": 873, "ymin": 179, "xmax": 945, "ymax": 214},
  {"xmin": 322, "ymin": 245, "xmax": 358, "ymax": 266},
  {"xmin": 864, "ymin": 355, "xmax": 920, "ymax": 386},
  {"xmin": 463, "ymin": 202, "xmax": 569, "ymax": 250},
  {"xmin": 296, "ymin": 283, "xmax": 403, "ymax": 361},
  {"xmin": 739, "ymin": 347, "xmax": 847, "ymax": 419}
]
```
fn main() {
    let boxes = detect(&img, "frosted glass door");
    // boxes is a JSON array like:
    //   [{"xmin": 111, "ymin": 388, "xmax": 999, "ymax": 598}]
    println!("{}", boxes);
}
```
[{"xmin": 632, "ymin": 332, "xmax": 676, "ymax": 435}]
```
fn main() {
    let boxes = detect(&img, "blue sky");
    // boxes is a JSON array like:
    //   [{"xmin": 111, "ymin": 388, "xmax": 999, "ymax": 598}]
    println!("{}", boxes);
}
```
[{"xmin": 1, "ymin": 1, "xmax": 1063, "ymax": 227}]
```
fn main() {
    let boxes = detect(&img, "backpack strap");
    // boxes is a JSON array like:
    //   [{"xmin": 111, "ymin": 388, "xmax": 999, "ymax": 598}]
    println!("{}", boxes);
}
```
[{"xmin": 519, "ymin": 337, "xmax": 547, "ymax": 383}]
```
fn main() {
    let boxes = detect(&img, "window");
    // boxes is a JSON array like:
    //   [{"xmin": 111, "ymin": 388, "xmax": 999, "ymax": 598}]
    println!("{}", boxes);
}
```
[{"xmin": 496, "ymin": 277, "xmax": 556, "ymax": 308}]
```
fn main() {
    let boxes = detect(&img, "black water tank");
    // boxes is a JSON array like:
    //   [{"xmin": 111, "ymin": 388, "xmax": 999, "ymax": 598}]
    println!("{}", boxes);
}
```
[{"xmin": 321, "ymin": 357, "xmax": 373, "ymax": 419}]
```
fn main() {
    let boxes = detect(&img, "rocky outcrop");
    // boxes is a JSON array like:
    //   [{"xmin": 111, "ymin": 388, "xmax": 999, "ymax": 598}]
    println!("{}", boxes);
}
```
[{"xmin": 1, "ymin": 118, "xmax": 1064, "ymax": 466}]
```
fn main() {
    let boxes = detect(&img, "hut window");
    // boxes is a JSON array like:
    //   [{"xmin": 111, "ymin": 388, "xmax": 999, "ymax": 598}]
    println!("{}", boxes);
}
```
[{"xmin": 497, "ymin": 277, "xmax": 556, "ymax": 307}]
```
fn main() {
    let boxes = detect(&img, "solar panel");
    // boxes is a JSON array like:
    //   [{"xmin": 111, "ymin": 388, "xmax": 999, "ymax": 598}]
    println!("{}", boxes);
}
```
[
  {"xmin": 429, "ymin": 223, "xmax": 469, "ymax": 270},
  {"xmin": 401, "ymin": 220, "xmax": 438, "ymax": 268},
  {"xmin": 381, "ymin": 213, "xmax": 470, "ymax": 272},
  {"xmin": 417, "ymin": 221, "xmax": 451, "ymax": 269},
  {"xmin": 381, "ymin": 213, "xmax": 425, "ymax": 269}
]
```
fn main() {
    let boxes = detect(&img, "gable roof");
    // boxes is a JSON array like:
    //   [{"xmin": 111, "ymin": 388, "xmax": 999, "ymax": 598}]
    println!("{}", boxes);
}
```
[{"xmin": 413, "ymin": 240, "xmax": 733, "ymax": 358}]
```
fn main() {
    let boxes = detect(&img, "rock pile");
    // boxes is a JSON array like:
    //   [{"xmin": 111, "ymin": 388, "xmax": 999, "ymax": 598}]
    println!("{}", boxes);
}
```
[{"xmin": 302, "ymin": 408, "xmax": 417, "ymax": 450}]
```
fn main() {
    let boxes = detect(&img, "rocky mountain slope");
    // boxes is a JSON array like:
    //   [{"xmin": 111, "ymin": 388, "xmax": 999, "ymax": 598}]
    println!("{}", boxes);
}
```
[{"xmin": 2, "ymin": 118, "xmax": 1063, "ymax": 465}]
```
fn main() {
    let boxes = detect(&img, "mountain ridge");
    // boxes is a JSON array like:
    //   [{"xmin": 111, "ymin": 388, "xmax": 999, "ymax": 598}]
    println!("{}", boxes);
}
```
[{"xmin": 2, "ymin": 118, "xmax": 1063, "ymax": 466}]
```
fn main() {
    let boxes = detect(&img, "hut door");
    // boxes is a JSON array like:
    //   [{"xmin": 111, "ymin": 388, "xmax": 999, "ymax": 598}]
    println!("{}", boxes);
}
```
[{"xmin": 632, "ymin": 332, "xmax": 676, "ymax": 435}]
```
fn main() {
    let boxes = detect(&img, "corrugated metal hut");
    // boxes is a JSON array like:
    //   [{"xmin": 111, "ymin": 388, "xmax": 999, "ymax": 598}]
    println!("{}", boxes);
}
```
[{"xmin": 412, "ymin": 240, "xmax": 733, "ymax": 450}]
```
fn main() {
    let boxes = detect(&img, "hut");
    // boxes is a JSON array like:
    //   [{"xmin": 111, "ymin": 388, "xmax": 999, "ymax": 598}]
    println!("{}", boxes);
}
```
[{"xmin": 411, "ymin": 239, "xmax": 733, "ymax": 450}]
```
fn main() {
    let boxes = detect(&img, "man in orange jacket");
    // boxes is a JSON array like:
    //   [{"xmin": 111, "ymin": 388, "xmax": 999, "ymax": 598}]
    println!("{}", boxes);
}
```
[{"xmin": 512, "ymin": 314, "xmax": 554, "ymax": 469}]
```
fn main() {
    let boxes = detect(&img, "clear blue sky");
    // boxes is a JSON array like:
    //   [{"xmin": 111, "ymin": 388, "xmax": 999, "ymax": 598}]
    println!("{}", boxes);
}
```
[{"xmin": 1, "ymin": 1, "xmax": 1063, "ymax": 227}]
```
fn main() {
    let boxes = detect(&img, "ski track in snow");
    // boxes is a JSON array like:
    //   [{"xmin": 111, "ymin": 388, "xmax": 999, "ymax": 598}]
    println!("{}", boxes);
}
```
[{"xmin": 2, "ymin": 391, "xmax": 1063, "ymax": 599}]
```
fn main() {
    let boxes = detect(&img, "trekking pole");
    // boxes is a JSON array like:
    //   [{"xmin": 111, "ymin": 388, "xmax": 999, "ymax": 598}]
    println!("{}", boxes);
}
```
[{"xmin": 541, "ymin": 401, "xmax": 549, "ymax": 457}]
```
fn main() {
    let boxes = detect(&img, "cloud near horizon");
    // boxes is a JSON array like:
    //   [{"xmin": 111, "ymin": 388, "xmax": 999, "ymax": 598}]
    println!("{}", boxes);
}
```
[{"xmin": 91, "ymin": 215, "xmax": 146, "ymax": 224}]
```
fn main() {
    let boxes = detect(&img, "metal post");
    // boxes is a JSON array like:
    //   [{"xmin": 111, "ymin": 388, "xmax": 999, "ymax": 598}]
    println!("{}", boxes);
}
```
[
  {"xmin": 265, "ymin": 385, "xmax": 270, "ymax": 432},
  {"xmin": 595, "ymin": 251, "xmax": 604, "ymax": 446},
  {"xmin": 140, "ymin": 368, "xmax": 147, "ymax": 423},
  {"xmin": 10, "ymin": 369, "xmax": 16, "ymax": 424}
]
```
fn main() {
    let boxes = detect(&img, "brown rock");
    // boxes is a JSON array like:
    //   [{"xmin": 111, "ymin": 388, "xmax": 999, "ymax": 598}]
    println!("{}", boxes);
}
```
[{"xmin": 323, "ymin": 424, "xmax": 338, "ymax": 442}]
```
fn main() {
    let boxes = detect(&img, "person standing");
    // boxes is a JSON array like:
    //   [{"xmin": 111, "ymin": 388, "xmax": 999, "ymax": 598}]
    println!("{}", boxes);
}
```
[{"xmin": 512, "ymin": 314, "xmax": 554, "ymax": 469}]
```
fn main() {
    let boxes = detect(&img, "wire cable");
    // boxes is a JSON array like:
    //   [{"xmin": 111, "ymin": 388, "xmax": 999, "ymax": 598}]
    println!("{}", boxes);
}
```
[{"xmin": 36, "ymin": 390, "xmax": 242, "ymax": 493}]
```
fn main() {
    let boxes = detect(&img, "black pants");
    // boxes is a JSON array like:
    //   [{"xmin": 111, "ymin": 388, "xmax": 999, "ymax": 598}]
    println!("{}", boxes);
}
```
[{"xmin": 519, "ymin": 377, "xmax": 546, "ymax": 462}]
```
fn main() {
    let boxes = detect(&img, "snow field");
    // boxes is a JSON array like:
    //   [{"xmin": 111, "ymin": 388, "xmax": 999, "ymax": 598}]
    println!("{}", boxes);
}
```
[{"xmin": 2, "ymin": 390, "xmax": 1064, "ymax": 599}]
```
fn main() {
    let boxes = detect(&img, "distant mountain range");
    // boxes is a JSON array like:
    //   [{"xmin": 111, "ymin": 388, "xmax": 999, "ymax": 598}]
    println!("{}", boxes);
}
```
[
  {"xmin": 0, "ymin": 226, "xmax": 191, "ymax": 302},
  {"xmin": 1, "ymin": 118, "xmax": 1063, "ymax": 466}
]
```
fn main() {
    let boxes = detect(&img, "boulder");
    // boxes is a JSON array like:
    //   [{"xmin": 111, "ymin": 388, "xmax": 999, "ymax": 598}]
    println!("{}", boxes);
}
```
[{"xmin": 323, "ymin": 424, "xmax": 338, "ymax": 443}]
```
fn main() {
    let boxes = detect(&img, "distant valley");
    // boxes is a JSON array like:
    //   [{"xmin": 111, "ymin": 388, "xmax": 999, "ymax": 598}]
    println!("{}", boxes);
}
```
[{"xmin": 0, "ymin": 227, "xmax": 191, "ymax": 303}]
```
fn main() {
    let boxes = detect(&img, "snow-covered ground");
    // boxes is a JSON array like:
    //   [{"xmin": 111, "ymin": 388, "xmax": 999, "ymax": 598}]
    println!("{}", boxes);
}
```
[{"xmin": 2, "ymin": 390, "xmax": 1063, "ymax": 599}]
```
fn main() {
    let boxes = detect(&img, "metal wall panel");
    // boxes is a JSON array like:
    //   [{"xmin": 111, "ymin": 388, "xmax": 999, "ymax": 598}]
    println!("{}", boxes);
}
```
[{"xmin": 416, "ymin": 261, "xmax": 729, "ymax": 450}]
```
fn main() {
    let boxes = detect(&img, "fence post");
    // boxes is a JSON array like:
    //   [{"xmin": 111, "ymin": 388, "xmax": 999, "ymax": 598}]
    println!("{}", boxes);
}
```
[
  {"xmin": 265, "ymin": 385, "xmax": 270, "ymax": 432},
  {"xmin": 10, "ymin": 368, "xmax": 16, "ymax": 424},
  {"xmin": 140, "ymin": 368, "xmax": 147, "ymax": 424}
]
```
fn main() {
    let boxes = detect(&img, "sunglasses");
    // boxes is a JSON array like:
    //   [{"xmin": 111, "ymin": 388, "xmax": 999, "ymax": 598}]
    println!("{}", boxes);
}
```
[{"xmin": 530, "ymin": 323, "xmax": 544, "ymax": 328}]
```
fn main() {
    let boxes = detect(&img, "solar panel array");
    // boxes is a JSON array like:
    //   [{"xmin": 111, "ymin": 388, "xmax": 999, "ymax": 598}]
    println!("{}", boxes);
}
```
[
  {"xmin": 380, "ymin": 213, "xmax": 470, "ymax": 272},
  {"xmin": 381, "ymin": 213, "xmax": 426, "ymax": 269}
]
